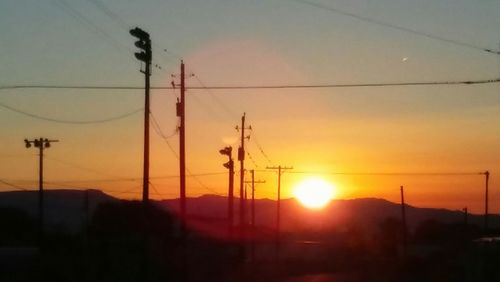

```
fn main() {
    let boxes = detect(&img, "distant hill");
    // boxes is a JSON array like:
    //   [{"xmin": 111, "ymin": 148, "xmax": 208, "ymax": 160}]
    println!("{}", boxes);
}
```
[
  {"xmin": 158, "ymin": 195, "xmax": 499, "ymax": 234},
  {"xmin": 0, "ymin": 189, "xmax": 117, "ymax": 232},
  {"xmin": 1, "ymin": 190, "xmax": 498, "ymax": 235}
]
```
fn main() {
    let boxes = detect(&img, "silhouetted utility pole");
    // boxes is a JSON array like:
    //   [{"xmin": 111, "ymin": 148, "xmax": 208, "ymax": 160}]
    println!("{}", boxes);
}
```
[
  {"xmin": 244, "ymin": 170, "xmax": 266, "ymax": 232},
  {"xmin": 220, "ymin": 146, "xmax": 234, "ymax": 237},
  {"xmin": 400, "ymin": 185, "xmax": 407, "ymax": 258},
  {"xmin": 177, "ymin": 61, "xmax": 187, "ymax": 222},
  {"xmin": 484, "ymin": 171, "xmax": 490, "ymax": 232},
  {"xmin": 130, "ymin": 27, "xmax": 152, "ymax": 205},
  {"xmin": 266, "ymin": 165, "xmax": 293, "ymax": 258},
  {"xmin": 245, "ymin": 169, "xmax": 265, "ymax": 263},
  {"xmin": 173, "ymin": 61, "xmax": 188, "ymax": 282},
  {"xmin": 130, "ymin": 27, "xmax": 153, "ymax": 282},
  {"xmin": 24, "ymin": 138, "xmax": 58, "ymax": 248},
  {"xmin": 236, "ymin": 113, "xmax": 251, "ymax": 227}
]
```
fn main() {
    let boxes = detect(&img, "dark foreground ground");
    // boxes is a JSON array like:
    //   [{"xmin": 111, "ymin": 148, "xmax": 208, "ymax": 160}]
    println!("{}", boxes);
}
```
[{"xmin": 1, "ymin": 200, "xmax": 499, "ymax": 282}]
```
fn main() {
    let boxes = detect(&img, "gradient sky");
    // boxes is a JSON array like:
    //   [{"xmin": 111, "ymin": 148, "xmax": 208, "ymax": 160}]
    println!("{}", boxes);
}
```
[{"xmin": 0, "ymin": 0, "xmax": 499, "ymax": 213}]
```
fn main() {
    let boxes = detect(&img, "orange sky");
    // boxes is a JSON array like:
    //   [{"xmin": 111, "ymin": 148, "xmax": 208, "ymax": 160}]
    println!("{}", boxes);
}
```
[{"xmin": 0, "ymin": 2, "xmax": 499, "ymax": 214}]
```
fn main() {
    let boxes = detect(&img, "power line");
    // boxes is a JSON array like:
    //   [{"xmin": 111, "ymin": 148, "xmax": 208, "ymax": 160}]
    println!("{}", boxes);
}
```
[
  {"xmin": 94, "ymin": 186, "xmax": 144, "ymax": 196},
  {"xmin": 0, "ymin": 180, "xmax": 165, "ymax": 197},
  {"xmin": 254, "ymin": 170, "xmax": 483, "ymax": 176},
  {"xmin": 150, "ymin": 110, "xmax": 223, "ymax": 196},
  {"xmin": 42, "ymin": 181, "xmax": 100, "ymax": 190},
  {"xmin": 44, "ymin": 156, "xmax": 134, "ymax": 181},
  {"xmin": 192, "ymin": 74, "xmax": 238, "ymax": 118},
  {"xmin": 150, "ymin": 113, "xmax": 180, "ymax": 159},
  {"xmin": 148, "ymin": 181, "xmax": 162, "ymax": 197},
  {"xmin": 46, "ymin": 178, "xmax": 140, "ymax": 184},
  {"xmin": 186, "ymin": 167, "xmax": 225, "ymax": 196},
  {"xmin": 0, "ymin": 179, "xmax": 30, "ymax": 191},
  {"xmin": 291, "ymin": 0, "xmax": 500, "ymax": 56},
  {"xmin": 101, "ymin": 185, "xmax": 143, "ymax": 196},
  {"xmin": 85, "ymin": 0, "xmax": 130, "ymax": 30},
  {"xmin": 0, "ymin": 154, "xmax": 31, "ymax": 159},
  {"xmin": 51, "ymin": 0, "xmax": 130, "ymax": 54},
  {"xmin": 2, "ymin": 77, "xmax": 499, "ymax": 92},
  {"xmin": 185, "ymin": 78, "xmax": 500, "ymax": 89},
  {"xmin": 246, "ymin": 150, "xmax": 260, "ymax": 169},
  {"xmin": 250, "ymin": 132, "xmax": 275, "ymax": 166},
  {"xmin": 150, "ymin": 112, "xmax": 178, "ymax": 140},
  {"xmin": 85, "ymin": 0, "xmax": 180, "ymax": 69},
  {"xmin": 187, "ymin": 88, "xmax": 223, "ymax": 120},
  {"xmin": 0, "ymin": 85, "xmax": 141, "ymax": 91},
  {"xmin": 0, "ymin": 102, "xmax": 142, "ymax": 124},
  {"xmin": 26, "ymin": 172, "xmax": 227, "ymax": 185}
]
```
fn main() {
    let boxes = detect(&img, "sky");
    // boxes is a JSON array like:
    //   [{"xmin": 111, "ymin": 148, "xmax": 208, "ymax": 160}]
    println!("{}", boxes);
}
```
[{"xmin": 0, "ymin": 0, "xmax": 499, "ymax": 213}]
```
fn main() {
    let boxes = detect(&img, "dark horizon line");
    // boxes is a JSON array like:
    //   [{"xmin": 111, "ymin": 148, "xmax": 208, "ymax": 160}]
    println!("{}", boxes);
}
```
[{"xmin": 1, "ymin": 188, "xmax": 496, "ymax": 216}]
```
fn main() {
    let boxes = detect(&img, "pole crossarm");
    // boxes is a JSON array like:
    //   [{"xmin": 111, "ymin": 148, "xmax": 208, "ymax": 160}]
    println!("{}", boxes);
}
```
[
  {"xmin": 244, "ymin": 180, "xmax": 266, "ymax": 184},
  {"xmin": 266, "ymin": 166, "xmax": 294, "ymax": 173}
]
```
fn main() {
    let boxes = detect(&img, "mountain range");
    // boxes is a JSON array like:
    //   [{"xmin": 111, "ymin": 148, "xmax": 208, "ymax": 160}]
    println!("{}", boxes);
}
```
[{"xmin": 0, "ymin": 189, "xmax": 497, "ymax": 235}]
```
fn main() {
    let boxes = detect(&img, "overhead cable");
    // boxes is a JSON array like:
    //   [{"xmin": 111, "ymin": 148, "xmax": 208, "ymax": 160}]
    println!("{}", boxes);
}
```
[
  {"xmin": 0, "ymin": 102, "xmax": 142, "ymax": 124},
  {"xmin": 292, "ymin": 0, "xmax": 500, "ymax": 55},
  {"xmin": 2, "ymin": 77, "xmax": 499, "ymax": 92}
]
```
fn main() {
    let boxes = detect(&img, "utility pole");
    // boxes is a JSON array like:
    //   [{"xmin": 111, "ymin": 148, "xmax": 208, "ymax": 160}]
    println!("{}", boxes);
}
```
[
  {"xmin": 244, "ymin": 184, "xmax": 248, "ymax": 222},
  {"xmin": 219, "ymin": 146, "xmax": 234, "ymax": 237},
  {"xmin": 400, "ymin": 185, "xmax": 407, "ymax": 258},
  {"xmin": 245, "ymin": 169, "xmax": 265, "ymax": 263},
  {"xmin": 130, "ymin": 27, "xmax": 152, "ymax": 205},
  {"xmin": 178, "ymin": 61, "xmax": 187, "ymax": 222},
  {"xmin": 244, "ymin": 170, "xmax": 266, "ymax": 234},
  {"xmin": 235, "ymin": 113, "xmax": 251, "ymax": 262},
  {"xmin": 24, "ymin": 138, "xmax": 59, "ymax": 249},
  {"xmin": 484, "ymin": 170, "xmax": 490, "ymax": 232},
  {"xmin": 266, "ymin": 165, "xmax": 293, "ymax": 258},
  {"xmin": 172, "ymin": 61, "xmax": 188, "ymax": 282},
  {"xmin": 236, "ymin": 113, "xmax": 251, "ymax": 227},
  {"xmin": 130, "ymin": 27, "xmax": 153, "ymax": 282}
]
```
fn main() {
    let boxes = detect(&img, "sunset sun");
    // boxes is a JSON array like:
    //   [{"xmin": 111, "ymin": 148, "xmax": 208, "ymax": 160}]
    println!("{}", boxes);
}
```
[{"xmin": 293, "ymin": 178, "xmax": 336, "ymax": 209}]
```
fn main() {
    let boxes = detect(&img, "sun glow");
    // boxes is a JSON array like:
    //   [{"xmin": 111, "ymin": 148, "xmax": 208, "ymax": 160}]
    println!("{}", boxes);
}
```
[{"xmin": 292, "ymin": 178, "xmax": 336, "ymax": 209}]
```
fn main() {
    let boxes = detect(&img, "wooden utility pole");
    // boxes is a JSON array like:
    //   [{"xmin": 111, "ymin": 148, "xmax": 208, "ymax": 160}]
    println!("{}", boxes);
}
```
[
  {"xmin": 236, "ymin": 113, "xmax": 251, "ymax": 227},
  {"xmin": 484, "ymin": 171, "xmax": 490, "ymax": 232},
  {"xmin": 130, "ymin": 26, "xmax": 153, "ymax": 282},
  {"xmin": 235, "ymin": 113, "xmax": 251, "ymax": 261},
  {"xmin": 244, "ymin": 169, "xmax": 265, "ymax": 262},
  {"xmin": 129, "ymin": 27, "xmax": 151, "ymax": 205},
  {"xmin": 266, "ymin": 165, "xmax": 292, "ymax": 258},
  {"xmin": 142, "ymin": 53, "xmax": 151, "ymax": 204},
  {"xmin": 244, "ymin": 170, "xmax": 266, "ymax": 233},
  {"xmin": 24, "ymin": 138, "xmax": 59, "ymax": 249},
  {"xmin": 179, "ymin": 61, "xmax": 186, "ymax": 221}
]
